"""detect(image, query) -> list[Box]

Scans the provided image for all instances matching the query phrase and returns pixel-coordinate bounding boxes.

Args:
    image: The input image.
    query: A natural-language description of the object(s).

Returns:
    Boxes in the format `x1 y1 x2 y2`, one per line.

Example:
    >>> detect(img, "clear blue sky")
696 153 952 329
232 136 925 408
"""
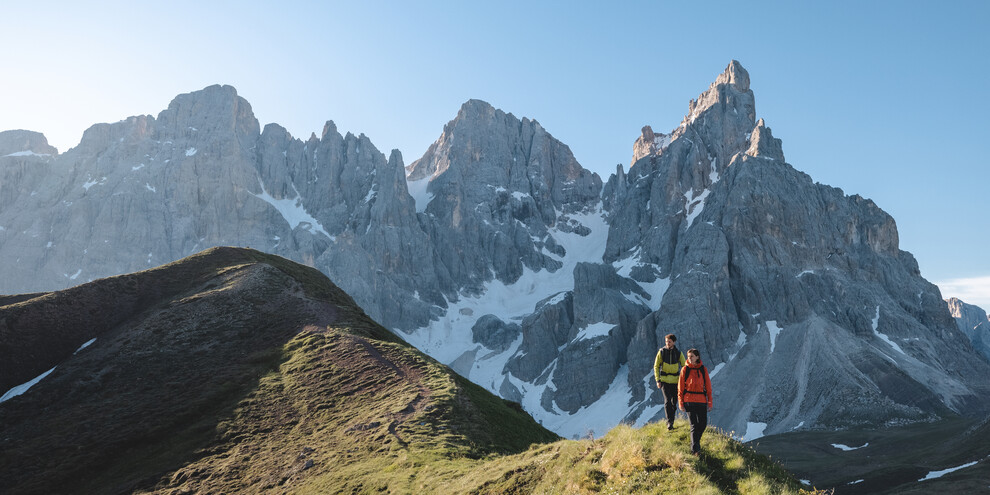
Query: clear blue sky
2 1 988 307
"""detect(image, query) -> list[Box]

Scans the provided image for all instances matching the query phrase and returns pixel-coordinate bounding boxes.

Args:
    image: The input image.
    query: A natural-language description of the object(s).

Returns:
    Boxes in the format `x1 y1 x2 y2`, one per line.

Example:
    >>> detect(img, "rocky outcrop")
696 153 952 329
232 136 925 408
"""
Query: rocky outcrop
0 130 58 156
746 118 784 161
472 314 521 353
631 125 670 165
947 297 990 362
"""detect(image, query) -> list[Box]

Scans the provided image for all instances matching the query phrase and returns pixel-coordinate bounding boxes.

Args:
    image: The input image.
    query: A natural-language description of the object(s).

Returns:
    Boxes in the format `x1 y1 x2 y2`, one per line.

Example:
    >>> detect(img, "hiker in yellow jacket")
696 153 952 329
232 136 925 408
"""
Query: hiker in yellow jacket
653 333 686 431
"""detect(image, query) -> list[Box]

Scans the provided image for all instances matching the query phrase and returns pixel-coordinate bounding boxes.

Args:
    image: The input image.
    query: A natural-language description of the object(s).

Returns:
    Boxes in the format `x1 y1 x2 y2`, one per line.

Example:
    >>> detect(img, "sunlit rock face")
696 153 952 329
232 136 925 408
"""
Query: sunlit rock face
947 297 990 361
2 62 989 440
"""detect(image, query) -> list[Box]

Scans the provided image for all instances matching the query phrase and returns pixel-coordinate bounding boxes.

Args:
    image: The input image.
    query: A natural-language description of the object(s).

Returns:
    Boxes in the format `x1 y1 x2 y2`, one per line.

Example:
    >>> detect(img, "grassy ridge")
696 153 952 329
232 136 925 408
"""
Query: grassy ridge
445 422 823 495
143 324 822 494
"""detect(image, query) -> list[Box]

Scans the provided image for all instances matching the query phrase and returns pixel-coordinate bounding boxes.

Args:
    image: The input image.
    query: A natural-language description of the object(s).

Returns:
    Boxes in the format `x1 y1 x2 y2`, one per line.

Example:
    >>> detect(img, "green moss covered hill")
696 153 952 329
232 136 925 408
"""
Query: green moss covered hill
0 247 822 494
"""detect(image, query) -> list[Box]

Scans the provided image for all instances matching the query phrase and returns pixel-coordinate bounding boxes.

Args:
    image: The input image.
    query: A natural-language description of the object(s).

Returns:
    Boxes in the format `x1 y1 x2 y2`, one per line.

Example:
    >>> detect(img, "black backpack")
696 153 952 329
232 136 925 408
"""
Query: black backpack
659 347 681 377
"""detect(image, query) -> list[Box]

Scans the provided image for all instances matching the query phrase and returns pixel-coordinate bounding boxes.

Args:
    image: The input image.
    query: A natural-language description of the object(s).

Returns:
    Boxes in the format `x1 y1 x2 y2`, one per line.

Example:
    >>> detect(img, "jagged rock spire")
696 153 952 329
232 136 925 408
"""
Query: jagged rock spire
746 118 785 161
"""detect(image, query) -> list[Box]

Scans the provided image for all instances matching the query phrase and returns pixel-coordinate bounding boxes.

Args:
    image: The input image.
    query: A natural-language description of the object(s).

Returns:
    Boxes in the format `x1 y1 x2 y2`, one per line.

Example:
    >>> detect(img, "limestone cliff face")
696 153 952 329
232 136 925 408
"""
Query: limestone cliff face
947 297 990 362
0 86 436 332
406 99 602 294
2 63 988 439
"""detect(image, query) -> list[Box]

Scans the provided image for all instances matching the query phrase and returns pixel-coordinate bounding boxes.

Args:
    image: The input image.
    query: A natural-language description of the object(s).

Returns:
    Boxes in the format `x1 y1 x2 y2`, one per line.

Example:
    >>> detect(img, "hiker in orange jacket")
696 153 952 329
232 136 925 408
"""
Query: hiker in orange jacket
678 348 713 455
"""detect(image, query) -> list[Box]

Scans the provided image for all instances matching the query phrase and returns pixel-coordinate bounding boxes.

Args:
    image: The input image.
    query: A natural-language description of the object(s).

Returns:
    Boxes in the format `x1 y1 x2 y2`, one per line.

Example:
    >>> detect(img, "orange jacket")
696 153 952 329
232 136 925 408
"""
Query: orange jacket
678 361 713 408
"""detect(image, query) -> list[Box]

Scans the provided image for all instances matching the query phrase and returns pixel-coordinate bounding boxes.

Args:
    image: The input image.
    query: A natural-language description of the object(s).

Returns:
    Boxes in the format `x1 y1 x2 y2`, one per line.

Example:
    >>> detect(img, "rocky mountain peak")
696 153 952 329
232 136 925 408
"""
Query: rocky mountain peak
456 98 500 121
406 98 600 211
406 98 512 180
156 84 260 146
681 60 756 134
714 59 750 92
322 120 338 139
0 130 58 156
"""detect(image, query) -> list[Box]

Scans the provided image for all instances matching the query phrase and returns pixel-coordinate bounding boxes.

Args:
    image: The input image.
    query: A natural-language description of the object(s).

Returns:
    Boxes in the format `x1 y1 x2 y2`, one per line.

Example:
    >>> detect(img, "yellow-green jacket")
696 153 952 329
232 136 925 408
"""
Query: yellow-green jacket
654 347 686 385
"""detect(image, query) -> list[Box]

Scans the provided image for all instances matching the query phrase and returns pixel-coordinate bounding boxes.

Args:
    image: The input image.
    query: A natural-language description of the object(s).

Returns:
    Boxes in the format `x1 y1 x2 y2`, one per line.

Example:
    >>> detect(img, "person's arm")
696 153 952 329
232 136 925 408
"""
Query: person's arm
704 367 713 410
677 367 686 411
654 350 662 388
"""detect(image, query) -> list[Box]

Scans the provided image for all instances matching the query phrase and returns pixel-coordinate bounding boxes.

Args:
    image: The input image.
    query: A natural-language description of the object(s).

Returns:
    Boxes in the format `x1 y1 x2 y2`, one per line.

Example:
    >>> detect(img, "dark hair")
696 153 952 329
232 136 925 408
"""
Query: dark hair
686 348 700 358
665 334 677 342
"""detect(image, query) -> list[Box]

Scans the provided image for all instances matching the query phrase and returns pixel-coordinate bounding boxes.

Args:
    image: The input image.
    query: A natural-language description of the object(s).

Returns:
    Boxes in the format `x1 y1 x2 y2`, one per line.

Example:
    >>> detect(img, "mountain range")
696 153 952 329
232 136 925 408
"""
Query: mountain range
2 61 989 443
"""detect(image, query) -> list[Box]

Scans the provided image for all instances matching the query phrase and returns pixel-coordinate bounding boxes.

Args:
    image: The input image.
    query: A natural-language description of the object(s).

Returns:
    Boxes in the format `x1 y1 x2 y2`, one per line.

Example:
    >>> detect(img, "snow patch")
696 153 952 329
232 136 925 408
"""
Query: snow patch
872 306 907 356
709 362 725 378
4 150 52 157
654 133 672 151
0 367 57 403
571 323 616 343
684 188 711 228
683 161 721 228
832 442 869 451
66 269 82 280
919 461 980 481
611 248 671 311
406 177 433 213
543 292 569 307
252 178 332 239
145 183 156 193
767 321 782 353
132 163 145 171
742 422 767 441
526 364 639 439
82 177 107 190
730 330 747 360
612 249 641 278
74 338 97 354
797 270 814 277
185 147 197 156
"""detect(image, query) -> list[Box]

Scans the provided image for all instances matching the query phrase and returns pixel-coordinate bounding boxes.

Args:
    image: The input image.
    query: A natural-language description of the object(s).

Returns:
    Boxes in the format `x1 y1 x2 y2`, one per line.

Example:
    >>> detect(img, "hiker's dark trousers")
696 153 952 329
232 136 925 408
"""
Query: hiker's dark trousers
660 382 678 426
684 402 708 453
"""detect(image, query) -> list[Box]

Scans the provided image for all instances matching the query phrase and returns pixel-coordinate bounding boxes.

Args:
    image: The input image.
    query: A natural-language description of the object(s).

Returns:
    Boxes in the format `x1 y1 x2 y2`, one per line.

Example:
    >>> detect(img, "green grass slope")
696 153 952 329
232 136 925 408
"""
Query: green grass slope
1 247 821 494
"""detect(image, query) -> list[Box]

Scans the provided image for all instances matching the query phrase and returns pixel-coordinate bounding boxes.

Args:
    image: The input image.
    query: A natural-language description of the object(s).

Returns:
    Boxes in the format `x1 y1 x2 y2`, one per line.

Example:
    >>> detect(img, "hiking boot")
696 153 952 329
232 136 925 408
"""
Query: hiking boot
667 424 674 431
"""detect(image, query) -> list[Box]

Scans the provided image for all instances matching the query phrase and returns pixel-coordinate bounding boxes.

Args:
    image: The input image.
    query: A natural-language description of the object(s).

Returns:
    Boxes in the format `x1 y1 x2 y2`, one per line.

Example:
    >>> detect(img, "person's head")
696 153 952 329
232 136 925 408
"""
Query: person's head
686 348 700 364
664 334 676 349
